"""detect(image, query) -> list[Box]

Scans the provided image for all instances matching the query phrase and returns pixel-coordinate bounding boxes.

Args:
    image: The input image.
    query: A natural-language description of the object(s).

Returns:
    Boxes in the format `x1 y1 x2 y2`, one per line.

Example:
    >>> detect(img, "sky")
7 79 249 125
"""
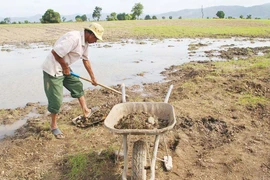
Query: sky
0 0 269 17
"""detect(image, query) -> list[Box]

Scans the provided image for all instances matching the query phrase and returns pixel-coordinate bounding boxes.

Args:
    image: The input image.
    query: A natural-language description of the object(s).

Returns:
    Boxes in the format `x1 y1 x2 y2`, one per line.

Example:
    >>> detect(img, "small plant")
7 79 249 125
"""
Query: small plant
238 94 268 107
67 153 88 180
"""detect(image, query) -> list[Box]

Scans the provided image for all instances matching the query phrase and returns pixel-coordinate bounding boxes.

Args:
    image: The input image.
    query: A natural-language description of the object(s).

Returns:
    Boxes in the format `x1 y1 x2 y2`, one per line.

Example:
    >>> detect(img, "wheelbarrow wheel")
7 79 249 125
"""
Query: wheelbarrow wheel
132 140 147 180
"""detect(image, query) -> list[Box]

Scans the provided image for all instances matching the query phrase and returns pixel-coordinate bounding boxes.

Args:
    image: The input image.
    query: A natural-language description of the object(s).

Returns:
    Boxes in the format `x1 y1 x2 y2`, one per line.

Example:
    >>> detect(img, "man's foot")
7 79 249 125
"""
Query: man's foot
51 128 65 139
85 106 100 119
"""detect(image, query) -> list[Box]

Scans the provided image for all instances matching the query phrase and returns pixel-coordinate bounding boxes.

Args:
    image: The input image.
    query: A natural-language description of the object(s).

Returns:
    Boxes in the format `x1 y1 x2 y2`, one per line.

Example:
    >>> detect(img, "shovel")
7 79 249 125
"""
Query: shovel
71 72 128 97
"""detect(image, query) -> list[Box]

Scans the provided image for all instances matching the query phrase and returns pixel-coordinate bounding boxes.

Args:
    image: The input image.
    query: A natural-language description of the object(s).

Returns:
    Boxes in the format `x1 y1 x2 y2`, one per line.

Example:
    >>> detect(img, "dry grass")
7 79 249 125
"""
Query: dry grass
1 19 270 45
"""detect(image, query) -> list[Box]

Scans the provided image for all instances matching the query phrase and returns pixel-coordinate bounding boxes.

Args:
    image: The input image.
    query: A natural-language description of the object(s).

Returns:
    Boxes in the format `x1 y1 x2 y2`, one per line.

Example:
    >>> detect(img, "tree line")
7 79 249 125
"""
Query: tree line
41 3 144 23
0 3 266 24
215 11 254 19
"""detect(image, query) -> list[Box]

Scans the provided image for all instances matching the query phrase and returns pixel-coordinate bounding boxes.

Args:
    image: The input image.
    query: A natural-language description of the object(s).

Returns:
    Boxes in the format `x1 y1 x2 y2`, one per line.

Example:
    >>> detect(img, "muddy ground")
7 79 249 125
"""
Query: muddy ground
0 32 270 179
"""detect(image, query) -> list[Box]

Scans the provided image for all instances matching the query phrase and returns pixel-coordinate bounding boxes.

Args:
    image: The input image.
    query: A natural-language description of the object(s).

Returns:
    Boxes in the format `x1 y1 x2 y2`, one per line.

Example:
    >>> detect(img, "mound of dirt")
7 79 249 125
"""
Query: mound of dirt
114 112 169 129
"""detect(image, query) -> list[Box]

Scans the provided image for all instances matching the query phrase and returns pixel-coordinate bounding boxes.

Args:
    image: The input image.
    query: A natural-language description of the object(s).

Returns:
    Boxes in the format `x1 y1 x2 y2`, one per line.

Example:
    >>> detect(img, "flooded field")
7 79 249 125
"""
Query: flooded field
0 37 269 109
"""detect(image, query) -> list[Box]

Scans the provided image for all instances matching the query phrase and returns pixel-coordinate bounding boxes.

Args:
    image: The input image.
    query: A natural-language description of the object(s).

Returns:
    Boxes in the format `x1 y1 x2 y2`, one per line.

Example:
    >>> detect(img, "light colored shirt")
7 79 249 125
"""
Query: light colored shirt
42 31 88 77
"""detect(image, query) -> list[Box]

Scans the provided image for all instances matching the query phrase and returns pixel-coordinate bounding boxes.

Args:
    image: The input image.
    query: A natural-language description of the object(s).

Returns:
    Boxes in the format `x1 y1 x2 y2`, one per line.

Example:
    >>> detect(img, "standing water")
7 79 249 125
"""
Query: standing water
0 38 269 109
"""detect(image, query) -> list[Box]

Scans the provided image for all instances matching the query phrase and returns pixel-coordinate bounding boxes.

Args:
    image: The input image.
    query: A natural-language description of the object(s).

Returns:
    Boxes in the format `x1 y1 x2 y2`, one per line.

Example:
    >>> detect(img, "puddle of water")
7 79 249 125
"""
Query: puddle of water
0 38 270 109
0 112 40 139
0 119 27 139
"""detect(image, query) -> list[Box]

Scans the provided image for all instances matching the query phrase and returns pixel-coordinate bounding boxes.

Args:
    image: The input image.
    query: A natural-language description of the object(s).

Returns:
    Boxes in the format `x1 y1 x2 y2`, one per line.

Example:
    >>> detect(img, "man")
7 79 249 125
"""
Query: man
42 22 104 139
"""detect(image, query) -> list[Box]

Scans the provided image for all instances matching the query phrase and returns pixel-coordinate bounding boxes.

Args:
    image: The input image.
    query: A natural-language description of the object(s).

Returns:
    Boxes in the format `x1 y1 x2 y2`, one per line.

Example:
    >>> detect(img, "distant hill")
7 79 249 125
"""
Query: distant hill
157 3 270 19
1 3 269 23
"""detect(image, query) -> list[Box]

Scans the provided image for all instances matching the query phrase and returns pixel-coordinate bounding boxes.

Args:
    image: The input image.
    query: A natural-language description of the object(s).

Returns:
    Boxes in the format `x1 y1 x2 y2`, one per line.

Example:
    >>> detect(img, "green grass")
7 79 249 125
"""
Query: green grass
214 55 270 74
67 153 88 180
214 55 270 107
251 59 270 69
177 52 270 110
238 94 269 107
182 82 197 91
65 147 118 180
133 26 193 38
133 26 270 38
130 19 270 38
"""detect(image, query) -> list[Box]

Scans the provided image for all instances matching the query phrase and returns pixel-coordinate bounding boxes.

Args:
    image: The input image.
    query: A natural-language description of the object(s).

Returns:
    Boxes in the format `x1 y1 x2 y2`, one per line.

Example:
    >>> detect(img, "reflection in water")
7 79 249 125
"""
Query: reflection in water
0 119 27 139
0 38 269 109
0 112 40 139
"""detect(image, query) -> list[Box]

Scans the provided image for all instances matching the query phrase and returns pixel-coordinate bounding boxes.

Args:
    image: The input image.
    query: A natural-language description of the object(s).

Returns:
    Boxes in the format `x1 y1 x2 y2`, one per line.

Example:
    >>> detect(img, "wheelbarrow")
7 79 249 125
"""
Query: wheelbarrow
104 85 176 180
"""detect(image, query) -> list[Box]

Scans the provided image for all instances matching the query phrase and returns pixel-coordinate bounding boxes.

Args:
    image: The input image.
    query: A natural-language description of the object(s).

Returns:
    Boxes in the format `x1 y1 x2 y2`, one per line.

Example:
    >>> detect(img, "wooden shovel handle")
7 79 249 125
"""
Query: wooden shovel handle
80 76 124 96
71 72 128 97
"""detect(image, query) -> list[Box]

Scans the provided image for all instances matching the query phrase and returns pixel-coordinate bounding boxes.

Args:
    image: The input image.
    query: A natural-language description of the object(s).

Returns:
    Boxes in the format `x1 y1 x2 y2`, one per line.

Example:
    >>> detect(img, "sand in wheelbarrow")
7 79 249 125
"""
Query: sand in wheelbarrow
114 112 169 129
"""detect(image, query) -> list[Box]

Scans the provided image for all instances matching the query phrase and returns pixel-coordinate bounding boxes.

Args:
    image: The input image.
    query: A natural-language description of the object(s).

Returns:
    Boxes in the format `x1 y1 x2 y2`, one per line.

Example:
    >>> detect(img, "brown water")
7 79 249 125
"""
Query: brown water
0 38 269 109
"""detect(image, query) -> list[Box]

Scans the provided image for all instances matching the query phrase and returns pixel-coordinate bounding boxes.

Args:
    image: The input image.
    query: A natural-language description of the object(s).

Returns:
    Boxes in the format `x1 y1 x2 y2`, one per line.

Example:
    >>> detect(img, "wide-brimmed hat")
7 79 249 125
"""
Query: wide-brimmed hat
84 23 104 41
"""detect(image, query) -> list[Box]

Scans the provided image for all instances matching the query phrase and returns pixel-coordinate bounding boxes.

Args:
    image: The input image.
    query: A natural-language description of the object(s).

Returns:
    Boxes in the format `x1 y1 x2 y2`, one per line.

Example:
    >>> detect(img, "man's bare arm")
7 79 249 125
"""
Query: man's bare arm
83 59 97 86
51 49 70 75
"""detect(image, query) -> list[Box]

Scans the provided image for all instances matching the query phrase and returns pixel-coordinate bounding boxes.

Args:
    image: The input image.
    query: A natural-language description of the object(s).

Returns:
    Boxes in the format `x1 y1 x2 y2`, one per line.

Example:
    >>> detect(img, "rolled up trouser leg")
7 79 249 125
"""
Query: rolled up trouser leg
63 73 84 98
43 71 64 114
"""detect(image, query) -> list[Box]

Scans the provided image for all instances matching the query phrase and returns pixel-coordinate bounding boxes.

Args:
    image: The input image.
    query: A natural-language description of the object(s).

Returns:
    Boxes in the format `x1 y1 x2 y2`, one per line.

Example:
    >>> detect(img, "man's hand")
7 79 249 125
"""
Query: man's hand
91 78 98 86
62 67 70 76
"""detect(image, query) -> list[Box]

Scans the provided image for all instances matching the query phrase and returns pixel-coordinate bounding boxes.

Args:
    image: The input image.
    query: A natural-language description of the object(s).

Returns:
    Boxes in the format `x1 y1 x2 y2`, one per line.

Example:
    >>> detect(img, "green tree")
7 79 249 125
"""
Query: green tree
92 6 102 21
106 16 113 21
130 14 136 20
81 14 87 21
62 17 66 22
239 15 244 19
4 17 11 24
169 16 172 19
216 11 225 18
117 13 126 20
75 15 82 22
152 16 157 19
106 12 117 21
144 15 151 20
40 9 61 23
246 14 252 19
125 14 132 20
74 15 87 22
162 16 165 19
131 3 143 20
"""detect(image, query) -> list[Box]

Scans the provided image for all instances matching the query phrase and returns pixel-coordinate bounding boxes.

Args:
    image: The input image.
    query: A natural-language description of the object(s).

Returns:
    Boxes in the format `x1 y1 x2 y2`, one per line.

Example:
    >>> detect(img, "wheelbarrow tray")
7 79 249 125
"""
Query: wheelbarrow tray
104 102 176 135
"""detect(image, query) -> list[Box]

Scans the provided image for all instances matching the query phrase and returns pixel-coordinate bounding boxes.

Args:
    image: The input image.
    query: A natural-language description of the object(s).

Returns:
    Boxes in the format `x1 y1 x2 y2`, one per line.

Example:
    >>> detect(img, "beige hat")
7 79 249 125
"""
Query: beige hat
85 23 104 41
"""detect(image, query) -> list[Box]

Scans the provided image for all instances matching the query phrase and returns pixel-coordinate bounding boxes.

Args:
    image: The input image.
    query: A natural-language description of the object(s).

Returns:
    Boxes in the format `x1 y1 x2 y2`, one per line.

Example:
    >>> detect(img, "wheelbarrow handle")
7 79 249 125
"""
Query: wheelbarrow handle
70 72 128 97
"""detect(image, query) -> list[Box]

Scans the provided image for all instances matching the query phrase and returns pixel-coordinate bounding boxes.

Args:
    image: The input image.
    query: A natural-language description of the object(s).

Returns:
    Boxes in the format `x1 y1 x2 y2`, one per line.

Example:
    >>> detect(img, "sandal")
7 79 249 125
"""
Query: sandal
51 128 65 139
86 106 100 119
71 106 100 125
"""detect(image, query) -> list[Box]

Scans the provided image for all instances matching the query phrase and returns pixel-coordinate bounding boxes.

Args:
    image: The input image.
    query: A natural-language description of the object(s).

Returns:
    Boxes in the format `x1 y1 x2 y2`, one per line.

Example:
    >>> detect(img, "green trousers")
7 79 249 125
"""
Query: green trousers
43 71 84 114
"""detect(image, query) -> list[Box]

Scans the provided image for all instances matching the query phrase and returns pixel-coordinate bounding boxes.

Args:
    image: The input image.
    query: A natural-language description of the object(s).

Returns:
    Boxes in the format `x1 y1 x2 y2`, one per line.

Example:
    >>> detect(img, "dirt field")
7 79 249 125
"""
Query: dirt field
1 19 270 45
0 21 269 180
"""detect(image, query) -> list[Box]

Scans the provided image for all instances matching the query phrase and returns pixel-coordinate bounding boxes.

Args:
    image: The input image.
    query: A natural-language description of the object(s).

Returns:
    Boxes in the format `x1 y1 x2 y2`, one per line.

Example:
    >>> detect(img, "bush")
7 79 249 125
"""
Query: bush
40 9 61 23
